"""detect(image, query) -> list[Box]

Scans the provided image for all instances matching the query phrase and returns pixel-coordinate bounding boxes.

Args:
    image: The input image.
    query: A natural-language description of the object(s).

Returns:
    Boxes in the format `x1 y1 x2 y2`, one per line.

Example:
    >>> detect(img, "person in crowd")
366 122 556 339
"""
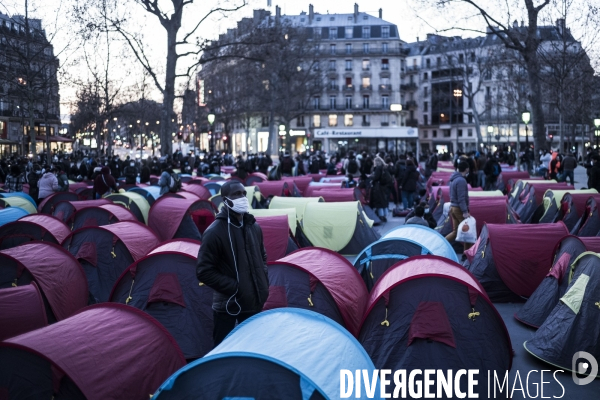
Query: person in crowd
158 164 179 195
196 181 269 347
539 150 552 178
343 174 357 188
588 154 600 192
483 156 501 190
549 150 562 181
123 160 138 184
369 156 390 222
5 164 24 193
37 166 60 204
326 155 337 176
445 161 472 253
56 166 70 192
561 152 576 186
400 159 419 211
405 201 437 229
92 166 118 199
294 153 306 176
280 152 295 177
234 156 248 180
139 160 151 184
425 149 438 179
343 151 361 176
404 205 429 227
27 164 42 202
476 152 487 189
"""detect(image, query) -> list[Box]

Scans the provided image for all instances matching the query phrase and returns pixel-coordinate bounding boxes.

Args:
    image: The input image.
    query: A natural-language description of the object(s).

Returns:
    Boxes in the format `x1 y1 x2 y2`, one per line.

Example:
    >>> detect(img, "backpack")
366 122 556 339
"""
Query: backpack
493 164 500 177
380 167 392 186
347 159 359 174
169 172 181 193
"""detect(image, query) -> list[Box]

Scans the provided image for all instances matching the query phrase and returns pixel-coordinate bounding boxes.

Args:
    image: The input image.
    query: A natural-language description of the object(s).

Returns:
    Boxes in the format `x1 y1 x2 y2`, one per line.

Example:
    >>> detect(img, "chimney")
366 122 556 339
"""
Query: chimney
556 18 565 35
309 4 314 24
275 5 281 21
354 3 359 23
379 8 382 19
513 20 518 29
521 20 524 27
416 36 419 42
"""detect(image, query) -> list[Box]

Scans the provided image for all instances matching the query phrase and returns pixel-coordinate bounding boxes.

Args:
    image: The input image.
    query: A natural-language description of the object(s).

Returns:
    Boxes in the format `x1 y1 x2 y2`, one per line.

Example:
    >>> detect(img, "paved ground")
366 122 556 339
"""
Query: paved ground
358 178 599 398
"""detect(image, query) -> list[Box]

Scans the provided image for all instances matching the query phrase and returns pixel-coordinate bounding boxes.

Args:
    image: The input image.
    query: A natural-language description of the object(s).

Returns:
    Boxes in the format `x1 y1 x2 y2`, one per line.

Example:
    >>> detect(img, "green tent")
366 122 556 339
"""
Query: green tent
106 192 150 224
269 196 323 222
302 201 379 255
0 197 37 214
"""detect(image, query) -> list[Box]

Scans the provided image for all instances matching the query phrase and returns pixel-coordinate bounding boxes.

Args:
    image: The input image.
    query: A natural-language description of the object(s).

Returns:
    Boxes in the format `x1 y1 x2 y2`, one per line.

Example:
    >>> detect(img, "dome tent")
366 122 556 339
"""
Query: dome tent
152 309 379 400
0 192 36 209
106 192 150 224
110 240 213 359
572 196 600 236
558 193 600 232
353 237 432 291
0 206 28 226
465 223 568 302
382 224 459 263
263 247 367 336
254 214 298 261
524 252 600 375
37 191 80 214
254 180 301 198
302 201 379 255
0 304 186 400
0 195 37 214
532 189 597 224
128 186 163 206
52 199 111 223
63 221 160 303
515 236 600 328
0 214 70 250
0 242 88 323
148 196 208 242
359 256 512 398
70 203 137 230
0 283 47 341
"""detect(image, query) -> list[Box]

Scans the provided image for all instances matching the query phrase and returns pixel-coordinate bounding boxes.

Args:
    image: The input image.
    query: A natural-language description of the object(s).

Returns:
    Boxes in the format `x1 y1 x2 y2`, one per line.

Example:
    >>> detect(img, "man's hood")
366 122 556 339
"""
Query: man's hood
448 171 464 183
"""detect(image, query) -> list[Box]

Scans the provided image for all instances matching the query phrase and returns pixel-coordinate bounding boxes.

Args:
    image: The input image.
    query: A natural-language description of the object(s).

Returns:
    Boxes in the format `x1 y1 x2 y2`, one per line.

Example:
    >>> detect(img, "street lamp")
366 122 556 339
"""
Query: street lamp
522 110 531 150
207 114 215 152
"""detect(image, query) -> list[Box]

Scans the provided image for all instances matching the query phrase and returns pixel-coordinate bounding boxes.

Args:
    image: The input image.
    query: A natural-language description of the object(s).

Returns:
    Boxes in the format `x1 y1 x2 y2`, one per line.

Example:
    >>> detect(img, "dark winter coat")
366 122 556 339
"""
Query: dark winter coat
401 165 419 193
369 165 388 209
589 164 600 192
448 172 469 214
196 210 269 314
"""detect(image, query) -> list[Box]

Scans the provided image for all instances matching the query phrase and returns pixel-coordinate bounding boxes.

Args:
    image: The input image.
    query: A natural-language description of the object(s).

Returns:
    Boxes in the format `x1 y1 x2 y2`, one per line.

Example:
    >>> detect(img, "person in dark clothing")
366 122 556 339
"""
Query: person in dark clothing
234 157 248 180
308 156 320 174
483 157 501 191
405 205 429 227
196 181 269 347
369 157 389 222
445 161 472 251
326 156 337 175
280 152 295 176
588 154 600 192
425 150 438 178
400 160 419 210
123 161 138 184
92 166 118 199
561 152 576 186
139 160 151 184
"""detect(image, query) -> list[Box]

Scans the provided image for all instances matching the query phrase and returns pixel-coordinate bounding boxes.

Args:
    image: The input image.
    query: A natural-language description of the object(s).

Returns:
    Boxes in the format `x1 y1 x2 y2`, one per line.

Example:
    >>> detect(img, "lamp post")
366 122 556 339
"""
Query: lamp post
207 113 215 153
594 116 600 149
522 110 531 150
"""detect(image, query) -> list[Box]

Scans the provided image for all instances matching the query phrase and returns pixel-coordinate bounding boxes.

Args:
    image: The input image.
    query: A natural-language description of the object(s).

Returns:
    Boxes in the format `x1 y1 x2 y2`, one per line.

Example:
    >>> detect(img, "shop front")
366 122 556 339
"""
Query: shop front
312 127 419 157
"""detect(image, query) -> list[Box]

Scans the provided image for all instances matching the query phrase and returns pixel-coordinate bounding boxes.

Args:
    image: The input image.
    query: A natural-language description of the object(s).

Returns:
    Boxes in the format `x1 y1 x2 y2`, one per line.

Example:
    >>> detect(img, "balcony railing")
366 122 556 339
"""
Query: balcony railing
327 84 339 91
405 100 418 108
319 47 401 57
378 84 392 91
342 85 355 92
406 118 419 127
360 84 372 91
400 83 418 91
405 66 419 73
362 122 371 127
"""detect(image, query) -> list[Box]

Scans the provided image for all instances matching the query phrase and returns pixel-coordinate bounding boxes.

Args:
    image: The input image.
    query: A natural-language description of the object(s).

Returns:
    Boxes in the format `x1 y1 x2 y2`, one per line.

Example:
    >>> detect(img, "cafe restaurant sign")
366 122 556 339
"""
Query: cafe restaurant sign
314 127 417 139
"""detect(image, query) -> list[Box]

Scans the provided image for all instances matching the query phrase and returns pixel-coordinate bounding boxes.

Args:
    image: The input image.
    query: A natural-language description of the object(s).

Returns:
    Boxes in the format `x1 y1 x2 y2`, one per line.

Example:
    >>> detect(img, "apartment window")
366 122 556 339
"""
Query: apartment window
423 87 428 97
362 77 371 88
423 115 428 125
329 28 337 39
362 26 370 38
345 77 353 87
261 116 269 127
346 44 352 54
329 114 338 126
423 72 428 80
468 129 473 137
297 115 305 127
363 95 370 108
382 43 388 54
313 97 320 109
363 43 369 54
423 130 428 138
381 114 389 125
362 114 370 125
468 113 474 123
344 114 353 126
313 115 321 127
329 96 337 109
423 101 428 112
381 59 389 70
458 54 464 64
436 57 441 66
382 96 389 109
345 27 353 39
345 60 352 71
330 44 336 55
345 96 353 109
314 28 321 37
426 58 430 68
432 130 437 138
329 79 336 89
471 52 476 62
329 60 336 70
382 26 390 38
362 59 370 70
443 130 451 138
458 129 463 137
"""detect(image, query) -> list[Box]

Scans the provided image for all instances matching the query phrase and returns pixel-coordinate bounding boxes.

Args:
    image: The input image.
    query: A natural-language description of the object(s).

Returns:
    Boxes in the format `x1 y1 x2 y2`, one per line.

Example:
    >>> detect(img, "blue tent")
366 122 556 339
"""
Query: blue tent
354 237 432 290
0 207 29 226
382 225 458 262
128 186 162 206
0 192 36 208
153 308 380 399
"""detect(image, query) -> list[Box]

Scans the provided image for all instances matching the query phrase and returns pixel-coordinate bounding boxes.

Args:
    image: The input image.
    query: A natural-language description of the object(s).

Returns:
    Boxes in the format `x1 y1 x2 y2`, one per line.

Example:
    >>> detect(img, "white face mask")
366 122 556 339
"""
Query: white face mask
225 196 249 214
130 162 135 167
425 208 430 213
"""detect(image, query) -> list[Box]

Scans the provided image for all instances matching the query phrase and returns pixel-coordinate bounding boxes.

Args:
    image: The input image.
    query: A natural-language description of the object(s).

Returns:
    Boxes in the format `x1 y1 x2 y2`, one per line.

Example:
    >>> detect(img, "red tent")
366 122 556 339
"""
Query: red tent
37 191 80 214
52 199 111 222
426 172 453 191
148 197 206 242
469 197 518 234
254 215 297 261
282 176 313 195
0 283 47 341
182 183 211 200
499 171 530 192
0 242 88 321
254 181 300 197
71 204 137 229
264 247 367 336
467 222 568 301
0 214 70 249
0 304 185 400
149 239 201 256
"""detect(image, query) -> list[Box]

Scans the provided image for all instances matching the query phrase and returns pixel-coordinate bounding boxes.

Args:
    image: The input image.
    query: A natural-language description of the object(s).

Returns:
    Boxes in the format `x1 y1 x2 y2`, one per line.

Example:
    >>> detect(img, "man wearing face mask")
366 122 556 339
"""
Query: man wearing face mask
446 161 472 251
196 181 269 347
